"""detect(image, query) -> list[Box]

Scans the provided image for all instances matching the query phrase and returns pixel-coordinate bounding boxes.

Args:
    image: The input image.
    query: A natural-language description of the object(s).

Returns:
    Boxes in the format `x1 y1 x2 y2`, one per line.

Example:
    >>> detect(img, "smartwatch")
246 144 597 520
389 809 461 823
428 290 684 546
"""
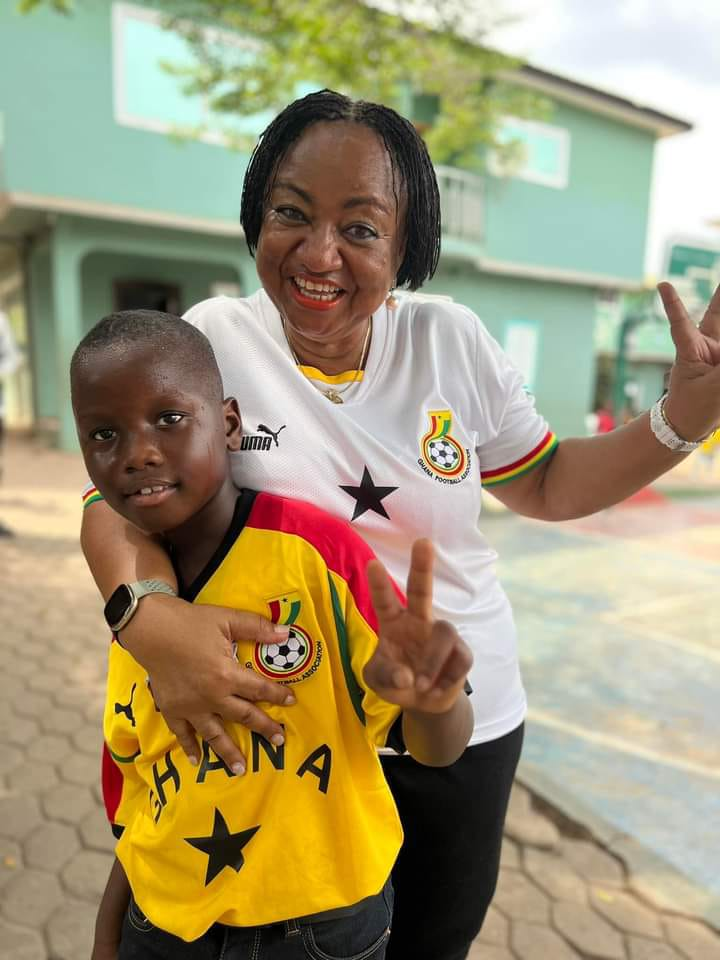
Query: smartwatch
104 580 177 632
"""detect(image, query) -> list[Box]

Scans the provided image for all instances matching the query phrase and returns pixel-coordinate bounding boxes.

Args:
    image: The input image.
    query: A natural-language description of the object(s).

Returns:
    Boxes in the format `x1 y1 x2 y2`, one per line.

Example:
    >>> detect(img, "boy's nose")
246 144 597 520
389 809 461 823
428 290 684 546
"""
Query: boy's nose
122 434 164 471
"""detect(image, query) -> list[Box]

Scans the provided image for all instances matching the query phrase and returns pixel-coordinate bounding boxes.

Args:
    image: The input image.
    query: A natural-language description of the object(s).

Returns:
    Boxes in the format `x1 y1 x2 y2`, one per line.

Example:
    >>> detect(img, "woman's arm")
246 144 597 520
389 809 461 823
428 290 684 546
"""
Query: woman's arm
91 858 130 960
491 413 682 521
81 501 294 771
400 667 474 767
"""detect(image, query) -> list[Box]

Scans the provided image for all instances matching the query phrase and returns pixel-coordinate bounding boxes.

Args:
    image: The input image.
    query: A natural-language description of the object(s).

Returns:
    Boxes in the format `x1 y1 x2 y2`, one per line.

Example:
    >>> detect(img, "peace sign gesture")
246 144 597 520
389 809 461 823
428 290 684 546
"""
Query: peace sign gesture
364 539 473 714
659 282 720 441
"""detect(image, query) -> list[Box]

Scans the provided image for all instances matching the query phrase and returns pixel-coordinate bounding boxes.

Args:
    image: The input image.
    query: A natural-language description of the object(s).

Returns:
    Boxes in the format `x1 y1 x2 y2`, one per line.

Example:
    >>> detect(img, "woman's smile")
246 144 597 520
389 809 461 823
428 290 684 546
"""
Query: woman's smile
289 274 346 311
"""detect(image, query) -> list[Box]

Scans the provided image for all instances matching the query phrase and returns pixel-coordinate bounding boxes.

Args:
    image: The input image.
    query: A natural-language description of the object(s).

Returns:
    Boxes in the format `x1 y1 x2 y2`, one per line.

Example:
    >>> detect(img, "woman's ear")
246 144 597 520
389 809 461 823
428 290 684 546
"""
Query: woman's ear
224 397 243 451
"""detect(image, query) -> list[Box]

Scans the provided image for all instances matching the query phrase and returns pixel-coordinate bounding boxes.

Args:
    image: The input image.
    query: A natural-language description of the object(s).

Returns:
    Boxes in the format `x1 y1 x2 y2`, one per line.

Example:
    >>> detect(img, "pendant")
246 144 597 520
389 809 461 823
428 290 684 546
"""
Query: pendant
324 389 344 404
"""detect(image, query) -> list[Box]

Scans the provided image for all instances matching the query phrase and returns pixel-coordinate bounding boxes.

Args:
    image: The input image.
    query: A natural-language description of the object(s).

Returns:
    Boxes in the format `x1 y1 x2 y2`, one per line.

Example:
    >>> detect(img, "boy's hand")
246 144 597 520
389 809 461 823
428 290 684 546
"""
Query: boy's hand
364 539 472 714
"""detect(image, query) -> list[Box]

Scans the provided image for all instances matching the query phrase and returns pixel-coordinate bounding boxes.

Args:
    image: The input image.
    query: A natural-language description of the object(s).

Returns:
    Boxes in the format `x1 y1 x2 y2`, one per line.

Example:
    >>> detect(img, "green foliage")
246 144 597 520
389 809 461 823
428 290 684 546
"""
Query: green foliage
21 0 548 167
158 0 548 167
18 0 73 11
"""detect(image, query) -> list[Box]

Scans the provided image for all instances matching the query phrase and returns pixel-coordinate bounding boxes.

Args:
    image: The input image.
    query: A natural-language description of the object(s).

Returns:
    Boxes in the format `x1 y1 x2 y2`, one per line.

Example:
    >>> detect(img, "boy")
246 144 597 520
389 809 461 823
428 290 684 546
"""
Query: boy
71 310 473 959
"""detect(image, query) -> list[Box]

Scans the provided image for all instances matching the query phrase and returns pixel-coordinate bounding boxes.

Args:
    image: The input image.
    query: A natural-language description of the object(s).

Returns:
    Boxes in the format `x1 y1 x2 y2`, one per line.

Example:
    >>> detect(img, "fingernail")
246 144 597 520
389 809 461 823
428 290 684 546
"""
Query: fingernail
416 676 431 693
273 625 290 635
231 762 246 776
271 733 285 746
284 693 296 705
188 755 199 767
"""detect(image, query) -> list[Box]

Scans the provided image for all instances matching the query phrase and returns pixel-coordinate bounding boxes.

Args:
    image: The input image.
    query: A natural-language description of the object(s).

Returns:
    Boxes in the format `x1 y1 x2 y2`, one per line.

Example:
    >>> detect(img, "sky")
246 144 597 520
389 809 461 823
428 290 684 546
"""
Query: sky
486 0 720 278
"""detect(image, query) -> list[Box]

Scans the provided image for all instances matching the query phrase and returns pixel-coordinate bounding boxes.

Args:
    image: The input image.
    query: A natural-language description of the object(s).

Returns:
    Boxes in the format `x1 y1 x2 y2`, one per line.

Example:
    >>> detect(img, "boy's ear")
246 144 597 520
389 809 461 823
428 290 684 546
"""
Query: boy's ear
223 397 242 451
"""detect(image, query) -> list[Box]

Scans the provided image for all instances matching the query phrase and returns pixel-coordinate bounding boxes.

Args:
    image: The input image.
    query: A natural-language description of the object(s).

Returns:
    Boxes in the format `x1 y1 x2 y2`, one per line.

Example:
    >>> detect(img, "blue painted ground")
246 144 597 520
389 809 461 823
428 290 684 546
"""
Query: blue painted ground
482 496 720 898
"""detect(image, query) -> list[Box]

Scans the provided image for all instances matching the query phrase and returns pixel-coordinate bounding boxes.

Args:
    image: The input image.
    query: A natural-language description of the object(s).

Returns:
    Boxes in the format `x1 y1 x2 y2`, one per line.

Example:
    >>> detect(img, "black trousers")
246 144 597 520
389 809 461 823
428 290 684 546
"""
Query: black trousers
381 723 524 960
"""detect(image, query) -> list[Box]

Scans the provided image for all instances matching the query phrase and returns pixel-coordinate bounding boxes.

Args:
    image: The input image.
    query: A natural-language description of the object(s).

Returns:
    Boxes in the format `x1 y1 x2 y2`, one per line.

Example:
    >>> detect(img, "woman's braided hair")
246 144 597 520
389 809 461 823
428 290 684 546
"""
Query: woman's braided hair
240 89 441 291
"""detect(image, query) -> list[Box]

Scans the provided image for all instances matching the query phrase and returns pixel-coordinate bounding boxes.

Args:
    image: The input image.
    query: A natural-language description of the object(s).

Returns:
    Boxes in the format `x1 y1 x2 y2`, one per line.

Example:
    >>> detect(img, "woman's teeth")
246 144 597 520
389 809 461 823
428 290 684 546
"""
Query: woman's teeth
294 278 341 301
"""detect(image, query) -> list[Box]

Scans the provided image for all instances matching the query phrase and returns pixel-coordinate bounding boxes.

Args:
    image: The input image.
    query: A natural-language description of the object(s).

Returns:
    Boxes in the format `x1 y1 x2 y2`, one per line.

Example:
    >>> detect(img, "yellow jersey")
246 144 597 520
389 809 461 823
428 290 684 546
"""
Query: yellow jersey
102 490 402 941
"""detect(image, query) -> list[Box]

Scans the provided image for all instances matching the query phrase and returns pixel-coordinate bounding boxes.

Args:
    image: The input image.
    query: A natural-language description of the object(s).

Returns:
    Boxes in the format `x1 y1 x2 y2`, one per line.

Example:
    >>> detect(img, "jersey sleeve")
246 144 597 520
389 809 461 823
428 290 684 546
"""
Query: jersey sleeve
470 312 558 487
82 481 104 509
102 641 145 835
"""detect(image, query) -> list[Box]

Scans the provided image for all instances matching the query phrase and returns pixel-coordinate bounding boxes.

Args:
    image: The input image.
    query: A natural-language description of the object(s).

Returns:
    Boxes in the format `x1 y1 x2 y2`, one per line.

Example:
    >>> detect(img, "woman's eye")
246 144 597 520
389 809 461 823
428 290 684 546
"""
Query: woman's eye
346 223 378 241
91 428 116 442
273 206 306 223
159 413 184 426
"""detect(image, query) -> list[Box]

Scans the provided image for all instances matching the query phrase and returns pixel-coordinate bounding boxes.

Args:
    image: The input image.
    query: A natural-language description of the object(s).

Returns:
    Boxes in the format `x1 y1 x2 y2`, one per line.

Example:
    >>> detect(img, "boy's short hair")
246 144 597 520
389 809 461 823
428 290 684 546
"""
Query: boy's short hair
70 310 224 402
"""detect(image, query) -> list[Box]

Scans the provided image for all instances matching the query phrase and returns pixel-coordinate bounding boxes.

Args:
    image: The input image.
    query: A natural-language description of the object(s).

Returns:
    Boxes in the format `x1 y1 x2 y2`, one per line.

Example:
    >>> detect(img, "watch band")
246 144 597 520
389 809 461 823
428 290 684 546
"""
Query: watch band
132 579 177 603
104 579 177 633
649 395 704 453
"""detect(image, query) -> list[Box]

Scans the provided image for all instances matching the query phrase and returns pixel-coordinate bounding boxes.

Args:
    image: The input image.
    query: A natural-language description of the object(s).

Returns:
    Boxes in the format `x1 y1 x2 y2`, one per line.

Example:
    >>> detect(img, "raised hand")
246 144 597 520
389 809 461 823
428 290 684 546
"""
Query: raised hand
364 539 473 714
658 282 720 441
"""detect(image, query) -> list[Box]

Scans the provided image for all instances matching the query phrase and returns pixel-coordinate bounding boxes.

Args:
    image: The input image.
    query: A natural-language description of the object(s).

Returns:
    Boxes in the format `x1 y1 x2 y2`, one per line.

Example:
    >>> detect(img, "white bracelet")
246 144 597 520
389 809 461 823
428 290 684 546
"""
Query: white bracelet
649 395 704 453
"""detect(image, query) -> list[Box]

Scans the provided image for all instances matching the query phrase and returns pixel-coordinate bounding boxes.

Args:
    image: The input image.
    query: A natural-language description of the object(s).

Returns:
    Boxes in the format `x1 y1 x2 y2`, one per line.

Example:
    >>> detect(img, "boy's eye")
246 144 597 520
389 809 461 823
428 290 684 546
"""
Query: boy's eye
90 428 116 442
158 413 184 426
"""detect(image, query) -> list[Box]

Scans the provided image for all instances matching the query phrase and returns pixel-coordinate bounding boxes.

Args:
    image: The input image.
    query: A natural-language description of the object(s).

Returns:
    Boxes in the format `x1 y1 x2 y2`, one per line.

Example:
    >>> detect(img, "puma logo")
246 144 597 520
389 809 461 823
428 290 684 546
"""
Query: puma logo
257 424 286 447
114 683 137 727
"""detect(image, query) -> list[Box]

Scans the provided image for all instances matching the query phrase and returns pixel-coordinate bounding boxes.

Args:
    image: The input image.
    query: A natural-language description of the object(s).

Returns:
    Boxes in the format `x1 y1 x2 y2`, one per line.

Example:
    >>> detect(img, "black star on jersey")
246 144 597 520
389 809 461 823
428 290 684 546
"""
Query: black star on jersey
340 466 398 521
185 808 260 886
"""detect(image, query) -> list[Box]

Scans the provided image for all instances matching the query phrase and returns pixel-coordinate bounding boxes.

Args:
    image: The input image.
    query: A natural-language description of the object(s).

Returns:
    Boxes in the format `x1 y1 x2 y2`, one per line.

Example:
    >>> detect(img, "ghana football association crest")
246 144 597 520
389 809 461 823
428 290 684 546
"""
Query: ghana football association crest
418 409 471 484
250 591 322 683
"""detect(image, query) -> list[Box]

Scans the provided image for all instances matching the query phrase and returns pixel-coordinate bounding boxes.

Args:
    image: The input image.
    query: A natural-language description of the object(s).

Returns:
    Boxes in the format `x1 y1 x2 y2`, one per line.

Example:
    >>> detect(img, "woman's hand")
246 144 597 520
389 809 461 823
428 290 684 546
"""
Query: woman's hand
363 539 472 715
121 596 295 773
659 281 720 441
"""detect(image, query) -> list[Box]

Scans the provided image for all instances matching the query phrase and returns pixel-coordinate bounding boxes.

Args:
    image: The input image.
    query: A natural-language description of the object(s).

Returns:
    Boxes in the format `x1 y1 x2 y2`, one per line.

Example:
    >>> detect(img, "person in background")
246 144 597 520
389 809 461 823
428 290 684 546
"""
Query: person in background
0 308 21 537
79 90 720 960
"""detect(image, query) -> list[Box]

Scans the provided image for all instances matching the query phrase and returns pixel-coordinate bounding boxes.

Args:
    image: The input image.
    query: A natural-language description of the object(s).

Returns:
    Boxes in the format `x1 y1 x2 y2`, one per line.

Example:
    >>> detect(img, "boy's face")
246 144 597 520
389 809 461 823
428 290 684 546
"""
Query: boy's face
73 343 241 536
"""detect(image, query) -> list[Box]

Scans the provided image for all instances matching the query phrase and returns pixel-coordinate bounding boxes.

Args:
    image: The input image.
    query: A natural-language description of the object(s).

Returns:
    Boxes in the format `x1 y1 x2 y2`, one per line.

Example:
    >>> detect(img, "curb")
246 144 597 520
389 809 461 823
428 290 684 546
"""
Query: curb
517 759 720 932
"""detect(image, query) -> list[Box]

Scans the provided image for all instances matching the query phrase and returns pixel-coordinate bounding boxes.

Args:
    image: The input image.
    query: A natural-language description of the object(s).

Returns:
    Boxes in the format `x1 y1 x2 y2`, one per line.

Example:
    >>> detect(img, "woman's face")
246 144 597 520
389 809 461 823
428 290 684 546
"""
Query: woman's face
256 121 405 344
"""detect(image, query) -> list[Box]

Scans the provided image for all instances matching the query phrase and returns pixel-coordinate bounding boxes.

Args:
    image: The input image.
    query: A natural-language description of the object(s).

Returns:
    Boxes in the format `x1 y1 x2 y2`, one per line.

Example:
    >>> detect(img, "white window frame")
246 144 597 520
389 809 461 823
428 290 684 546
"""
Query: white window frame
111 1 259 146
489 117 571 190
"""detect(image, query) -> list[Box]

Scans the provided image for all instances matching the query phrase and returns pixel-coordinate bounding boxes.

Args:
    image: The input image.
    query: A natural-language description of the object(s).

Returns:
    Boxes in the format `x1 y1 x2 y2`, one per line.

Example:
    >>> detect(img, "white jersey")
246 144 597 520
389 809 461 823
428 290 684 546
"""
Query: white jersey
186 289 557 746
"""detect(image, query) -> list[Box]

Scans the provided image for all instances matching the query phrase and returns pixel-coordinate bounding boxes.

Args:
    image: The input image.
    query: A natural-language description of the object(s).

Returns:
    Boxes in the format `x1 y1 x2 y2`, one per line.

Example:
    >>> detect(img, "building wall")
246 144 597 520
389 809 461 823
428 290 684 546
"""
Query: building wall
0 2 248 225
485 101 656 282
426 266 597 438
25 214 256 447
27 243 56 423
80 252 241 333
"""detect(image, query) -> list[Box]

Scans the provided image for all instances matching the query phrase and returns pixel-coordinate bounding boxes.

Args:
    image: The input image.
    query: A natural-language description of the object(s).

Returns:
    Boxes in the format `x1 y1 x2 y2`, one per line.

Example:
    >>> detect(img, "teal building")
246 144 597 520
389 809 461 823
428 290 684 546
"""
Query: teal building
0 2 690 448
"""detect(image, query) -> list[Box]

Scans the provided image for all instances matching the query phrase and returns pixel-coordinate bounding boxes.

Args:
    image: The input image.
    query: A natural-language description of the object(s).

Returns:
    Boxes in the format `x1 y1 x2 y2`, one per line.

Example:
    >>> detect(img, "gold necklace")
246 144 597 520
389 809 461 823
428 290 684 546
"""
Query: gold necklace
283 318 372 404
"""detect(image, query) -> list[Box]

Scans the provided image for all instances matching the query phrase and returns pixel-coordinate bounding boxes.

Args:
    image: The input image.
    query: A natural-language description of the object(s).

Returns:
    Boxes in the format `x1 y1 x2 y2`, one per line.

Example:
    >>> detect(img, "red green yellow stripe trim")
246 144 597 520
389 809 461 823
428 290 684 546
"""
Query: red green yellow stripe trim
482 431 558 487
82 485 105 509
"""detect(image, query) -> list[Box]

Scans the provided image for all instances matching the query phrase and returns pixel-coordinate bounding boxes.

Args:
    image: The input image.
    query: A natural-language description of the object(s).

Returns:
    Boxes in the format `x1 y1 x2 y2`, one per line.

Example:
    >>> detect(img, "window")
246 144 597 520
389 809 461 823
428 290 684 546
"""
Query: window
111 2 274 146
504 319 539 392
489 117 570 190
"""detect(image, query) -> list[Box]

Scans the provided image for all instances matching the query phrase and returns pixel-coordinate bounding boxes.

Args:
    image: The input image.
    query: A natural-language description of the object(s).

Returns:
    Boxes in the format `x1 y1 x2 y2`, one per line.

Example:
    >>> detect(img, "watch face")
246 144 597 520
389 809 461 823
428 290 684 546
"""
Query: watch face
105 584 134 629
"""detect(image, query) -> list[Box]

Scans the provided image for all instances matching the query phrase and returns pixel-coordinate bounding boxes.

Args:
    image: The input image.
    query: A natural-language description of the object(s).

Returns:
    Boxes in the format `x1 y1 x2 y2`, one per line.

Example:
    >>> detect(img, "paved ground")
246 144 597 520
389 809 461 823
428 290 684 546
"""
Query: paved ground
2 435 720 959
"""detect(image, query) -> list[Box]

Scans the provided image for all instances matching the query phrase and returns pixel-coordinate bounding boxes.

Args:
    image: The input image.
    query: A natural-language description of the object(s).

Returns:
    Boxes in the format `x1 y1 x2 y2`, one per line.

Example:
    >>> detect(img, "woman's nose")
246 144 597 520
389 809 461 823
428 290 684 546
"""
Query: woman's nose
298 226 343 273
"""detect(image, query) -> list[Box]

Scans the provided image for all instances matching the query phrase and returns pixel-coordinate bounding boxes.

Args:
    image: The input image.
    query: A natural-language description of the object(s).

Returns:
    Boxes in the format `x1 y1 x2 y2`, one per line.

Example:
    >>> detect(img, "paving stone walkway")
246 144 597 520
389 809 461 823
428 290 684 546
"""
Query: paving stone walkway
2 436 720 959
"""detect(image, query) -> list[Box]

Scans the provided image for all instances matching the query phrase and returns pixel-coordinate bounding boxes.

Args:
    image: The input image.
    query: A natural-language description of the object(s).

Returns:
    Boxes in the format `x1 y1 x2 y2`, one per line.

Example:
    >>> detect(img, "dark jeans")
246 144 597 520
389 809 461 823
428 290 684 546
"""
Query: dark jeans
118 883 393 960
381 723 524 960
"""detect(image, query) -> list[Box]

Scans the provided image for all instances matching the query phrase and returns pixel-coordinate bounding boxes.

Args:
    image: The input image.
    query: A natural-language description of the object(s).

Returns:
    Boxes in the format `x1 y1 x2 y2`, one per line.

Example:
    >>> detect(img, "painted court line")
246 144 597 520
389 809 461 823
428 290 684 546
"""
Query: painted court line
527 708 720 781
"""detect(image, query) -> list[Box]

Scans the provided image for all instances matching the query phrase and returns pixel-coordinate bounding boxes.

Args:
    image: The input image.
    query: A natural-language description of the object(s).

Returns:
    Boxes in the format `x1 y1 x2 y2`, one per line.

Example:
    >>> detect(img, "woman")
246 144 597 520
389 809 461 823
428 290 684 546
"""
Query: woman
82 90 720 960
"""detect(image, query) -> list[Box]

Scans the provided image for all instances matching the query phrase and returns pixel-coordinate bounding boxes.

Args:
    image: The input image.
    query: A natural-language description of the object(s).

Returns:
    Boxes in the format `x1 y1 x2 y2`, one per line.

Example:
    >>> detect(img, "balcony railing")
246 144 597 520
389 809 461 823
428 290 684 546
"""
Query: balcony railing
435 165 484 244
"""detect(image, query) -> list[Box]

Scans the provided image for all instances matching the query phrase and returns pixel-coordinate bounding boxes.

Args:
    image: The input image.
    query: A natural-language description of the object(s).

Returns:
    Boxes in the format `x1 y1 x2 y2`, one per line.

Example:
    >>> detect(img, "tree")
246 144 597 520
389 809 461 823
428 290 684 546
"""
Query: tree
20 0 546 167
